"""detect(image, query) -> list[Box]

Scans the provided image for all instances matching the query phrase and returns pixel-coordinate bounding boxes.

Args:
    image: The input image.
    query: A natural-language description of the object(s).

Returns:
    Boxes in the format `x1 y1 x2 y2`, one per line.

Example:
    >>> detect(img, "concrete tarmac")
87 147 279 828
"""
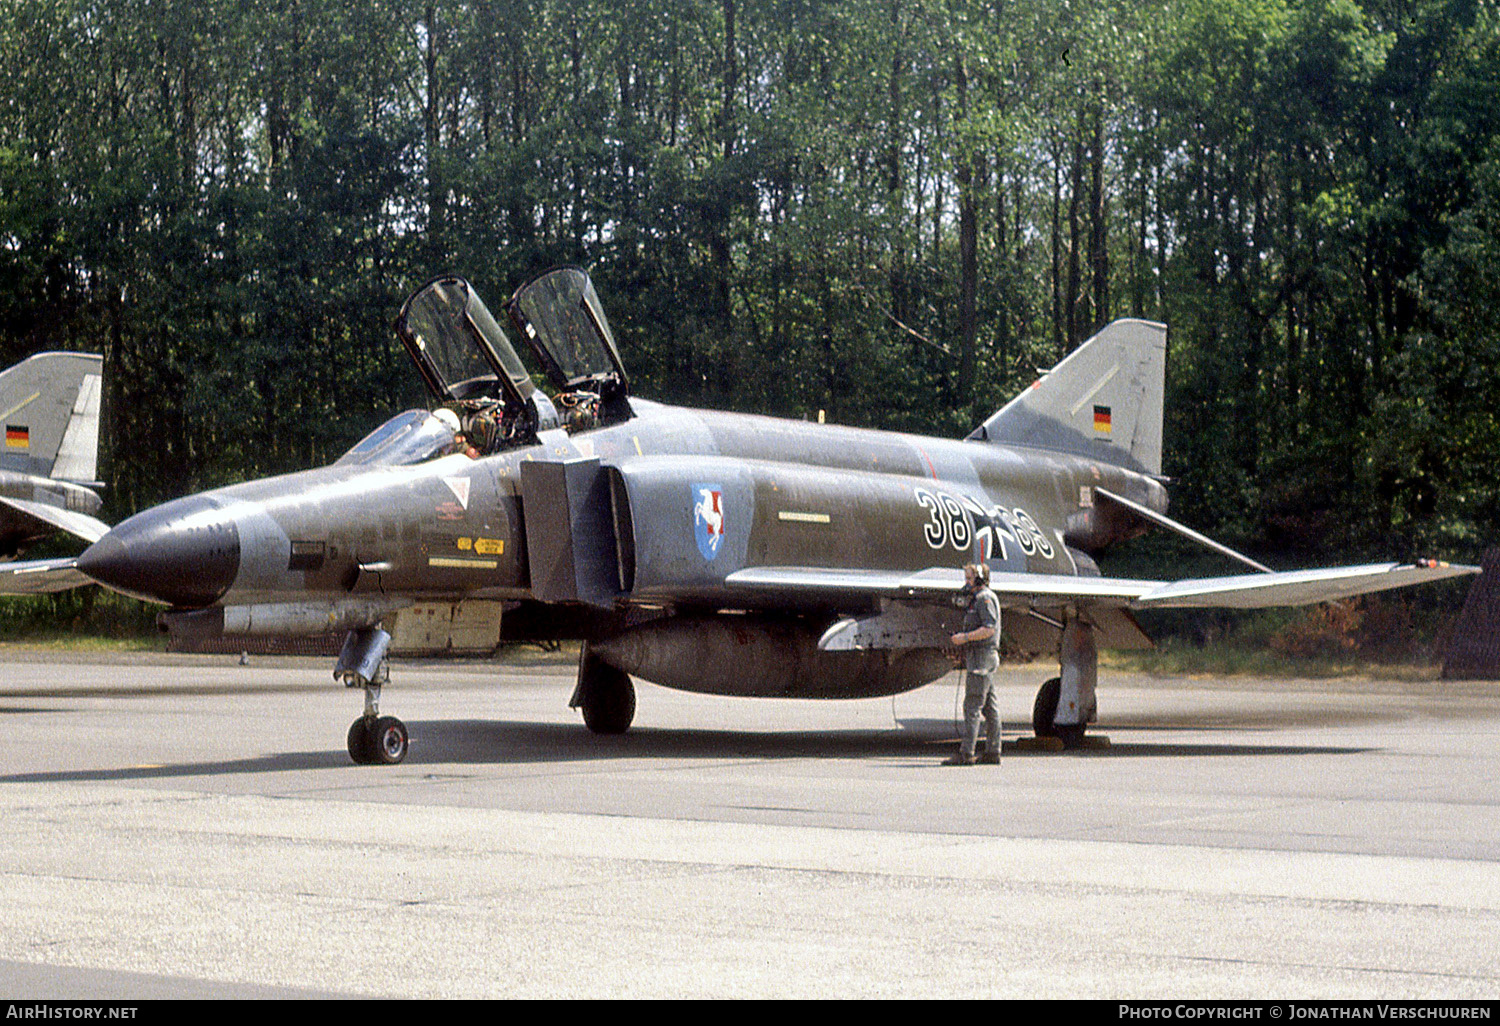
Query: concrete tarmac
1 651 1498 999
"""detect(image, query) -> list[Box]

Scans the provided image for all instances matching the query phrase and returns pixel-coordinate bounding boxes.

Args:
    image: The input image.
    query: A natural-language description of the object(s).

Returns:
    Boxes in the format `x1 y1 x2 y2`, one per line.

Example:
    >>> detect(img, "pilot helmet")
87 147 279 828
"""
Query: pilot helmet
432 408 461 433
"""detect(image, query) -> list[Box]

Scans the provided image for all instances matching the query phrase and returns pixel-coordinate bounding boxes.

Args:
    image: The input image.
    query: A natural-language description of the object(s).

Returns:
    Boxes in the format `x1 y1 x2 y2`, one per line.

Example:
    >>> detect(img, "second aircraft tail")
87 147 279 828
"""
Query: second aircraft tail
0 352 104 483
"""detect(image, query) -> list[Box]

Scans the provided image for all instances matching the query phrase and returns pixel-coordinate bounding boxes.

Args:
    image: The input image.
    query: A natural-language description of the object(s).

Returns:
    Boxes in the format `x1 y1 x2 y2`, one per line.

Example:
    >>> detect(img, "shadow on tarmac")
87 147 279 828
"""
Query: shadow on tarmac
0 715 1371 783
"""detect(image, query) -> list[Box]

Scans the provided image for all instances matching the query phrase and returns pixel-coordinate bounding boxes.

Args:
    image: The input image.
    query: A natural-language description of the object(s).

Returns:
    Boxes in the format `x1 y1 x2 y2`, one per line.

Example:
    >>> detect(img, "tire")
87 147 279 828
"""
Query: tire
370 716 409 764
581 661 635 735
1032 677 1062 738
1032 677 1086 748
347 718 375 764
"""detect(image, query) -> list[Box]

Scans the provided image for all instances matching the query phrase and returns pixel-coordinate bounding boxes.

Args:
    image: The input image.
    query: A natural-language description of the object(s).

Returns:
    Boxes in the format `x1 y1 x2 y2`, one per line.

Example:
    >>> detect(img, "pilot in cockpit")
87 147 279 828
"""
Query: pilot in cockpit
555 389 601 433
460 399 504 453
432 407 477 458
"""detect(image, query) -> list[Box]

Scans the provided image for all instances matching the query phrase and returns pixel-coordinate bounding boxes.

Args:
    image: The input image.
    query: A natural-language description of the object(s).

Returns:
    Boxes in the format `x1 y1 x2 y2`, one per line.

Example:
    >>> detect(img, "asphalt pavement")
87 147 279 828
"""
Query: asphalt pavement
2 651 1497 999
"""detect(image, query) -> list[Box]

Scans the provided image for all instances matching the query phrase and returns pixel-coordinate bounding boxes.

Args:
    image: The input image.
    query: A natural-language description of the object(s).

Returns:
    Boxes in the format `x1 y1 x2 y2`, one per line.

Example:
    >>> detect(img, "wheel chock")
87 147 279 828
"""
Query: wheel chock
1013 734 1112 753
1015 736 1066 753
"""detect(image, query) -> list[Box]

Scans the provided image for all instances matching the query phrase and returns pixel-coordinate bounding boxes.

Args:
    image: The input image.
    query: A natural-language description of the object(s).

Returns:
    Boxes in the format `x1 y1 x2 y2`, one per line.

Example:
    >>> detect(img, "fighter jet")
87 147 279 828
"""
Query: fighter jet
41 268 1474 763
0 351 106 592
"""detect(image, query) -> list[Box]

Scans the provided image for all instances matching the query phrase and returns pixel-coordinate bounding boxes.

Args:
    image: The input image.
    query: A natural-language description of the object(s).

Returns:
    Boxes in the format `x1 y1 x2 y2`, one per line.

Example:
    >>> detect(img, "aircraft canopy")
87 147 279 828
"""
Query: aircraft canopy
334 409 457 466
506 267 628 394
395 277 536 404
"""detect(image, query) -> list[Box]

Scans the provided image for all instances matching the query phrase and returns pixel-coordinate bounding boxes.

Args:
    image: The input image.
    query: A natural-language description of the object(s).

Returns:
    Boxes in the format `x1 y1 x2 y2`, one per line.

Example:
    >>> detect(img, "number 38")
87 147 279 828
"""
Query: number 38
914 487 972 552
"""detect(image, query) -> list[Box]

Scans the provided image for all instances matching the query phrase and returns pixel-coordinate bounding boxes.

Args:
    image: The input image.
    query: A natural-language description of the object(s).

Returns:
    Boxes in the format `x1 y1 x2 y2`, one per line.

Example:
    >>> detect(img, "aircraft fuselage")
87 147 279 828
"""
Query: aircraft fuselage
77 398 1165 617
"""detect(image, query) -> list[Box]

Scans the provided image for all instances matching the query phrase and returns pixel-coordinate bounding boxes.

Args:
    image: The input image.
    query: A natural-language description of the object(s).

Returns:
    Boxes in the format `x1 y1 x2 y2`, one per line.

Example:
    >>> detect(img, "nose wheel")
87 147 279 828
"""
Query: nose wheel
348 715 409 765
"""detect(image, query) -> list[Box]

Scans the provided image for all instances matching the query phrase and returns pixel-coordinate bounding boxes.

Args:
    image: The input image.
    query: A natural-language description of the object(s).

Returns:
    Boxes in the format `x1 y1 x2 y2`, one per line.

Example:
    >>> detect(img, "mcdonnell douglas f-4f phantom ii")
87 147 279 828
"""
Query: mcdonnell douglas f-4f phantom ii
36 268 1475 763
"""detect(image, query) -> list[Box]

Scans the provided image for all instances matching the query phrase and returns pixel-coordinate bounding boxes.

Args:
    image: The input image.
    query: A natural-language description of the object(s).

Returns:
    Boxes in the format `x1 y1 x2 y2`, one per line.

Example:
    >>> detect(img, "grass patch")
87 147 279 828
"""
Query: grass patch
1100 643 1442 681
1112 595 1458 680
0 589 163 650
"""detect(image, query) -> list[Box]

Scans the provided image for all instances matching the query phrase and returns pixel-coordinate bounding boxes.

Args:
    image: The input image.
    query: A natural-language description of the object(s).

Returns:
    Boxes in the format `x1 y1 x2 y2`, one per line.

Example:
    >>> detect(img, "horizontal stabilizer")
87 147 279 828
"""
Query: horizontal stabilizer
0 496 110 544
1094 486 1271 574
0 556 92 594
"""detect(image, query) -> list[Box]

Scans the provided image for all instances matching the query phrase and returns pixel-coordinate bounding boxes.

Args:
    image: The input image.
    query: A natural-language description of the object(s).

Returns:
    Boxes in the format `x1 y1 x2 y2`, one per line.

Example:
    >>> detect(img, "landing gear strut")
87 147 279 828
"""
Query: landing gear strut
337 626 408 765
570 642 635 734
1030 618 1099 750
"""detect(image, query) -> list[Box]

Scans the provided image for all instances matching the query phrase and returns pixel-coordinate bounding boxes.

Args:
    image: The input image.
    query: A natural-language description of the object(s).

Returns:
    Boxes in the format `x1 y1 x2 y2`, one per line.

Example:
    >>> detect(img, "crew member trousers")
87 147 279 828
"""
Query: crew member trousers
961 670 1001 758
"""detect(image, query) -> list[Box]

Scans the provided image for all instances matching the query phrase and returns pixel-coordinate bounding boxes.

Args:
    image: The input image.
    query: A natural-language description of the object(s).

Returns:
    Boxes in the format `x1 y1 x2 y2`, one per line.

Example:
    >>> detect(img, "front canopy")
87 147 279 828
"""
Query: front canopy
395 276 536 405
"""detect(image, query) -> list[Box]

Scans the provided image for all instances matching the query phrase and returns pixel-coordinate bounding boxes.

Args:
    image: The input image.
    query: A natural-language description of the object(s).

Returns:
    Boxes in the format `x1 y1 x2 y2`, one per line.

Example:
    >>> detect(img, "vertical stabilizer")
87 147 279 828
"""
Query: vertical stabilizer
967 319 1166 476
0 352 104 482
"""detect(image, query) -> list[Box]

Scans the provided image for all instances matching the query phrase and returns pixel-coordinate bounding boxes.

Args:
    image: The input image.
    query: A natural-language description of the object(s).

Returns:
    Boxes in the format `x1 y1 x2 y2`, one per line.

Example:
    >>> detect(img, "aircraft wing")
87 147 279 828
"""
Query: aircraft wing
0 496 110 544
0 556 93 594
725 565 1156 604
725 561 1478 611
1129 561 1479 609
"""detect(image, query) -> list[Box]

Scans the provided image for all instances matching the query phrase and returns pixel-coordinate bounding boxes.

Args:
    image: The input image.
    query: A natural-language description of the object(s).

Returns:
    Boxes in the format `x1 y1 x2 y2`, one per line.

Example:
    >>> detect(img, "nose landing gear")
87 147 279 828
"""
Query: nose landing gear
337 626 409 765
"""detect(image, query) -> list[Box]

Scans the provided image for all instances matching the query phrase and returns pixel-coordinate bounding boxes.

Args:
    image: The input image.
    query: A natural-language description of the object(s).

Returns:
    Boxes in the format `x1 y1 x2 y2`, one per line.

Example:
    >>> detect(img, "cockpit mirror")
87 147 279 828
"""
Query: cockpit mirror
505 267 629 397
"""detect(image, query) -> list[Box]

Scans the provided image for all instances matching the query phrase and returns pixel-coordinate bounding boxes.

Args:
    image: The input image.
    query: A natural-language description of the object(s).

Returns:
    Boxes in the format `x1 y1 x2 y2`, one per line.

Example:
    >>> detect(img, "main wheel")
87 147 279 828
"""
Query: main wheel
1032 677 1085 747
1032 677 1061 737
347 718 375 764
369 716 409 764
579 659 635 735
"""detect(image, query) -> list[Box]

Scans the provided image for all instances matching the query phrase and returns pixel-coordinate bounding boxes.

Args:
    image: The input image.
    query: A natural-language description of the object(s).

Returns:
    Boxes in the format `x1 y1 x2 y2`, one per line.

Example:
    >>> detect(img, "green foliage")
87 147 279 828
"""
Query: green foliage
0 588 159 643
0 0 1494 569
1115 591 1463 677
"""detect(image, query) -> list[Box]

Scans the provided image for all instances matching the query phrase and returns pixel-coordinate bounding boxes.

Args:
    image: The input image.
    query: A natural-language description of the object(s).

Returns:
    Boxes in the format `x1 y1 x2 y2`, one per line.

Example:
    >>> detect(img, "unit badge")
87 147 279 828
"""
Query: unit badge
692 483 725 561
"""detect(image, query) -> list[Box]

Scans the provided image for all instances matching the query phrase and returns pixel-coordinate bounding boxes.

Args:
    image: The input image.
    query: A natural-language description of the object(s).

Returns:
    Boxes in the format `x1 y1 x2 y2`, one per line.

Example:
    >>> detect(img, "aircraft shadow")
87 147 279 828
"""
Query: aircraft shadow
892 717 1371 758
0 751 349 784
0 717 1371 783
408 719 945 764
389 717 1376 763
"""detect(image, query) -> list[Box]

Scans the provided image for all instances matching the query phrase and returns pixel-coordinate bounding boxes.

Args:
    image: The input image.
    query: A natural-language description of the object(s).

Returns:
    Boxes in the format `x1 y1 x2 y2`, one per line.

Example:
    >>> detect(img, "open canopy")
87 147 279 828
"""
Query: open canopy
506 267 628 394
394 269 631 444
394 276 536 405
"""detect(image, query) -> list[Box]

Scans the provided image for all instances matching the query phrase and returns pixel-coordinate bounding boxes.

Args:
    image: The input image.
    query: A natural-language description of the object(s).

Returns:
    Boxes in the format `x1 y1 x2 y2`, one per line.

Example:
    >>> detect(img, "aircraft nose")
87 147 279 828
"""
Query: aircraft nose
77 496 240 607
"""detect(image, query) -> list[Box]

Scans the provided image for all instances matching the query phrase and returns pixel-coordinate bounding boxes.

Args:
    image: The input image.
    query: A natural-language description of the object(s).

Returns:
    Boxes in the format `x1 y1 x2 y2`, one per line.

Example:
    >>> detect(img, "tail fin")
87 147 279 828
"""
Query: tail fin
967 319 1166 476
0 352 104 483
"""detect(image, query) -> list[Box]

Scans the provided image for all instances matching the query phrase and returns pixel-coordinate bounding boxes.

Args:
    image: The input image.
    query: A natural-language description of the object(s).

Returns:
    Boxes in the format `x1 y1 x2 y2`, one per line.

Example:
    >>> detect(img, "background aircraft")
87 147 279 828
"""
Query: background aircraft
18 269 1473 764
0 352 106 592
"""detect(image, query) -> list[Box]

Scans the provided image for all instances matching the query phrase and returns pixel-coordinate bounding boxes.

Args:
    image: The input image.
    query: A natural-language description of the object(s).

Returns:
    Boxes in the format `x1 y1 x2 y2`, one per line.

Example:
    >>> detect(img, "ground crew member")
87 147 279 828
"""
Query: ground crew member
944 563 1002 765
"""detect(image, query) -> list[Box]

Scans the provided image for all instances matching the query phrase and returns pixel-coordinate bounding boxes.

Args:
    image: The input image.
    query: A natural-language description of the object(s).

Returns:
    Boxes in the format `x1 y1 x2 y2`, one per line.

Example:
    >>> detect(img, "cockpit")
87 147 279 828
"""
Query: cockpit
389 267 631 460
505 266 632 429
334 409 458 467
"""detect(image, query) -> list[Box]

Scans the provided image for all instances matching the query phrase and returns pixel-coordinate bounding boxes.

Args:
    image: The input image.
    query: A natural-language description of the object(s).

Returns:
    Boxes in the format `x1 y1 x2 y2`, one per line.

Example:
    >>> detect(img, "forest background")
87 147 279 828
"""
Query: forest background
1 0 1498 654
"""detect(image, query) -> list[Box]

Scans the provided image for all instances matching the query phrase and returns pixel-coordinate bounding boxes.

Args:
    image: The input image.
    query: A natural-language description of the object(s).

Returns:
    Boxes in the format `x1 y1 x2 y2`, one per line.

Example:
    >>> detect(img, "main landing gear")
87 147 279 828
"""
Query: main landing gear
337 626 409 765
1026 618 1103 751
1031 677 1084 748
570 643 635 735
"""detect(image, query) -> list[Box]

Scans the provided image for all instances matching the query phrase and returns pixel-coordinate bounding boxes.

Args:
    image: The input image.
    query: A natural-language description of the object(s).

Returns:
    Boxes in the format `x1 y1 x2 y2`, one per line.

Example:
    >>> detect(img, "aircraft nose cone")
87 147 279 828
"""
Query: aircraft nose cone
78 496 240 607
